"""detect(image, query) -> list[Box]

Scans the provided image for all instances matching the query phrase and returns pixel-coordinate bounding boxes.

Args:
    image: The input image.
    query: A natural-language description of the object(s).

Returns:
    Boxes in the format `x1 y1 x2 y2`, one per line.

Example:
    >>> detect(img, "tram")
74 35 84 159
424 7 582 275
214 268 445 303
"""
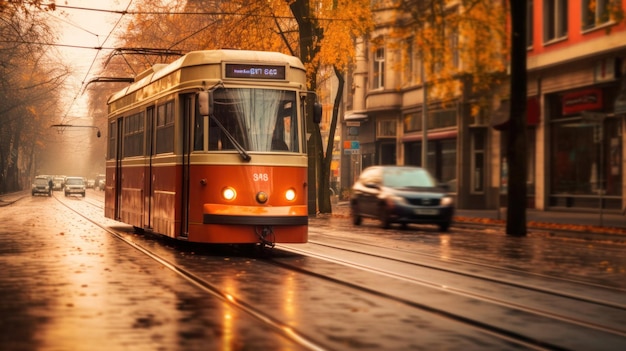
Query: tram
104 49 321 246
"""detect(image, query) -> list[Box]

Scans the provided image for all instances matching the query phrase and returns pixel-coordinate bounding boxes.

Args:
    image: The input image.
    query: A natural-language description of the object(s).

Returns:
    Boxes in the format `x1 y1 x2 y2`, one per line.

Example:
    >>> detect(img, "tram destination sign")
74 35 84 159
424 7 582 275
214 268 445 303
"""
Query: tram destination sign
225 64 286 80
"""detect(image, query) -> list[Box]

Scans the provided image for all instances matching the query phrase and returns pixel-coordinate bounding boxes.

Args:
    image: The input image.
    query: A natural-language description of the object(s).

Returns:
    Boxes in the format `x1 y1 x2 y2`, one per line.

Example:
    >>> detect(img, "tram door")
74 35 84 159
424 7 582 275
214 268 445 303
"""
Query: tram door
114 117 123 220
144 106 155 229
180 94 193 238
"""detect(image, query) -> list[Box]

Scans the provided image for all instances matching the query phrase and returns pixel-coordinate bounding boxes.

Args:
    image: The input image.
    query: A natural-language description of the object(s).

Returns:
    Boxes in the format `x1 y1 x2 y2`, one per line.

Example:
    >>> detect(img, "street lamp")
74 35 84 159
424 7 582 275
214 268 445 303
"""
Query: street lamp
51 124 101 138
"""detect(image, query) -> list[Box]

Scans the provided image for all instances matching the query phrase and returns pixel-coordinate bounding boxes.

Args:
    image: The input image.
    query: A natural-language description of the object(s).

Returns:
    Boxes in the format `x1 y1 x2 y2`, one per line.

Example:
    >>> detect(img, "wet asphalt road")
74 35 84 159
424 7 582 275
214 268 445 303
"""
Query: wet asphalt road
0 190 625 350
0 192 309 351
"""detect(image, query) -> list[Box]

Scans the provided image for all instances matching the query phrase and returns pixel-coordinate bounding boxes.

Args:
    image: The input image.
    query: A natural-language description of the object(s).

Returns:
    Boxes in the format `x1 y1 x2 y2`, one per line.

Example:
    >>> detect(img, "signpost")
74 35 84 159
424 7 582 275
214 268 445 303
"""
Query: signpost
581 111 606 226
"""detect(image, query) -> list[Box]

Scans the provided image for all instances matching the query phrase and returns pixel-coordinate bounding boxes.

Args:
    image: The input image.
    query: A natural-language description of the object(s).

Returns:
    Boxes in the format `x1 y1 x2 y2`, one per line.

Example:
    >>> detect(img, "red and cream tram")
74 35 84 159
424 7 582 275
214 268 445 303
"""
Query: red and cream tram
104 49 320 246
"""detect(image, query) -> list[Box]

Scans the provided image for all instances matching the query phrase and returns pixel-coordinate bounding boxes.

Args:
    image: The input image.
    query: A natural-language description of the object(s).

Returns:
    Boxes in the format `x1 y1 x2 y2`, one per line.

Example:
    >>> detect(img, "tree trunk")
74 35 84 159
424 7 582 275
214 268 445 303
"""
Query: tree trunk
317 66 345 213
290 0 323 215
506 0 528 236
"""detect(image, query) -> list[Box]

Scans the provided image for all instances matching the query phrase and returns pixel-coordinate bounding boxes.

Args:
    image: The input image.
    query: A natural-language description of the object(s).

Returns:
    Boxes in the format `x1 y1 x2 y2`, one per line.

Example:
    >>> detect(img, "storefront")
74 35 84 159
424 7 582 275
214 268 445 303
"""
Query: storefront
402 109 457 189
546 86 622 210
492 97 541 209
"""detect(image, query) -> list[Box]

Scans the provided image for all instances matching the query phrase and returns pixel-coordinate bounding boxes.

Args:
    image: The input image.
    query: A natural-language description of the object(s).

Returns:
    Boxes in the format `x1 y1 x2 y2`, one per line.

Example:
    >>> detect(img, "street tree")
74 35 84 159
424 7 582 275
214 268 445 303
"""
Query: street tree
0 1 68 192
105 0 373 214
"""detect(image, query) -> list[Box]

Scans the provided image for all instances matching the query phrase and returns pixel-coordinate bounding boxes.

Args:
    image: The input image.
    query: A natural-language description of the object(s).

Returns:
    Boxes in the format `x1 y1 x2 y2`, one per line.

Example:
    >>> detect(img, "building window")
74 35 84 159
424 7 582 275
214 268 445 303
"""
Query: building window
377 119 396 138
582 0 610 30
471 129 485 193
543 0 568 42
373 47 385 89
527 0 534 48
403 112 422 133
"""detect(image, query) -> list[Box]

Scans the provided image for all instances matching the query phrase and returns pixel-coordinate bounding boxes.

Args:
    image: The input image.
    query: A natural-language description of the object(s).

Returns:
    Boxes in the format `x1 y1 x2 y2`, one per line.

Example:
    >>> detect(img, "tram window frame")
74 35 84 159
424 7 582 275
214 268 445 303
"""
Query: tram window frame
123 112 145 157
156 100 175 154
107 121 117 160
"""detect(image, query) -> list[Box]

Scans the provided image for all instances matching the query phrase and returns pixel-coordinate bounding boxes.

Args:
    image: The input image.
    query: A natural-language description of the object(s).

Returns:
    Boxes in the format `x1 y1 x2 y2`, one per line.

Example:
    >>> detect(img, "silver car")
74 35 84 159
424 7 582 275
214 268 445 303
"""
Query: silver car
64 177 86 197
351 166 454 231
32 178 52 197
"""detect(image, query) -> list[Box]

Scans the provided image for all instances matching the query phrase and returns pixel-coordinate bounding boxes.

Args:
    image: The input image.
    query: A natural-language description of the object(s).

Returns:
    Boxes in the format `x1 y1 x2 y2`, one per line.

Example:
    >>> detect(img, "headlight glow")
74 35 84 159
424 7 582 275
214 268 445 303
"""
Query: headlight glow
441 196 454 206
285 188 296 201
222 187 237 201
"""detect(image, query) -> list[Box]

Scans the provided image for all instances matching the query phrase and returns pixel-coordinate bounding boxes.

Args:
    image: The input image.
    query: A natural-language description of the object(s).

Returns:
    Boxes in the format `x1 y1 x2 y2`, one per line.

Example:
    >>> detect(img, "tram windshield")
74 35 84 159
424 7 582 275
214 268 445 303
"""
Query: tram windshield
208 88 299 153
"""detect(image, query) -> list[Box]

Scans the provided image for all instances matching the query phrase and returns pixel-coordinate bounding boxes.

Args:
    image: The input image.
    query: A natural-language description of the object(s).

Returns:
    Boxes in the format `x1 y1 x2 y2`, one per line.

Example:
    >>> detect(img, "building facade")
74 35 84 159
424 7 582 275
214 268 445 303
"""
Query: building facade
341 0 626 213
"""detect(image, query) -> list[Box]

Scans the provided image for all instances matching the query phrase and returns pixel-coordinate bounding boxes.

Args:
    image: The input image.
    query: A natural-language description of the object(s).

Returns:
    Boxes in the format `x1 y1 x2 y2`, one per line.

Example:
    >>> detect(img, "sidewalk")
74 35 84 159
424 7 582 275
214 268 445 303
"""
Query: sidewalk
331 201 626 232
456 207 626 231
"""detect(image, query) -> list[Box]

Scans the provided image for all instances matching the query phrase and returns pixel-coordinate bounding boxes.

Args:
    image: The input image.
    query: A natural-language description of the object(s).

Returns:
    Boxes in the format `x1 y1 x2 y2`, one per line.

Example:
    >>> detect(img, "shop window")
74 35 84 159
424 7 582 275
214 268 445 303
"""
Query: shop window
550 117 621 197
471 130 485 193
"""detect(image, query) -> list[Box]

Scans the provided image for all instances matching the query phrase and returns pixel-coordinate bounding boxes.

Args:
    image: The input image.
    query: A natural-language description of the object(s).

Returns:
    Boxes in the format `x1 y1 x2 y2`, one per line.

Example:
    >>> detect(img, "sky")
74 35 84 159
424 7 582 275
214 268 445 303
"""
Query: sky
47 0 127 122
39 1 128 176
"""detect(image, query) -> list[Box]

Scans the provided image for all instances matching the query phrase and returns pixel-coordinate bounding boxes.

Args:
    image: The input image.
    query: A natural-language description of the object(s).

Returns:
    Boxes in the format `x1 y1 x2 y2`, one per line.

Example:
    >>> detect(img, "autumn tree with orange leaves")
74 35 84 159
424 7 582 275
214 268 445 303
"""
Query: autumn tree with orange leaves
99 0 373 214
0 0 70 193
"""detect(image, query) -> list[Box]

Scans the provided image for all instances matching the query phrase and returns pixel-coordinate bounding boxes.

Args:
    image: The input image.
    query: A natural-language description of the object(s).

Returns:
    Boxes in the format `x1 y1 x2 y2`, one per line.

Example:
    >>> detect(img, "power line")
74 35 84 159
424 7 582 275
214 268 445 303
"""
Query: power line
50 3 353 21
58 0 134 125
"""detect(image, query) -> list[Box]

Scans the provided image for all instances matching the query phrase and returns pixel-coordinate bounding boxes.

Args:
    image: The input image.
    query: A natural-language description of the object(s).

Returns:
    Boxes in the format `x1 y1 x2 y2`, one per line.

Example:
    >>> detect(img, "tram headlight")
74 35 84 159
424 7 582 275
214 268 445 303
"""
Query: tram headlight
222 187 237 201
285 188 296 201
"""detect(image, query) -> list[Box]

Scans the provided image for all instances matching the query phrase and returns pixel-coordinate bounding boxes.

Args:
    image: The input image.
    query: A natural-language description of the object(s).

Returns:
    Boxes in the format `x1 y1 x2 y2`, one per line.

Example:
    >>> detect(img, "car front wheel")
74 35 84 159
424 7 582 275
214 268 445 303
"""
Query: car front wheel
351 204 362 225
439 221 451 232
379 206 391 229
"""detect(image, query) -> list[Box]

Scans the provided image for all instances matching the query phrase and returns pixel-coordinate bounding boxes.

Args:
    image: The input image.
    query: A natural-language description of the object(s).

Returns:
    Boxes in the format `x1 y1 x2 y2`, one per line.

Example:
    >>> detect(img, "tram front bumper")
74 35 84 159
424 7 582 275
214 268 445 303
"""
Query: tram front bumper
203 204 308 226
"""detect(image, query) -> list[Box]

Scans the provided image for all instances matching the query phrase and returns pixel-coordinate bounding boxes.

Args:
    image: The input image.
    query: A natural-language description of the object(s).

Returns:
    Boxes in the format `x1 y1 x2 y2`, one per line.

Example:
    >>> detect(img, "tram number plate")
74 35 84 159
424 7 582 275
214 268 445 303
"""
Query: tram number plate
416 209 439 215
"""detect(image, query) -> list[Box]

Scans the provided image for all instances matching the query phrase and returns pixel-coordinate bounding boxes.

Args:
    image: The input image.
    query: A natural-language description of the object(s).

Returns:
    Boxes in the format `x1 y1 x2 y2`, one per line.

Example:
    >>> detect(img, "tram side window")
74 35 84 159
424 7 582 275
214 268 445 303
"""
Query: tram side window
156 101 175 154
107 121 116 160
123 112 144 157
273 98 298 152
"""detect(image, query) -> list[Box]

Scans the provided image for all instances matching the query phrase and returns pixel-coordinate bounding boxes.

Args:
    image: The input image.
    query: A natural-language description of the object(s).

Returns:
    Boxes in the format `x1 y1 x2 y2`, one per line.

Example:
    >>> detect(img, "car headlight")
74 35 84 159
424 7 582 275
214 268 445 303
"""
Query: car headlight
441 196 454 206
386 195 407 206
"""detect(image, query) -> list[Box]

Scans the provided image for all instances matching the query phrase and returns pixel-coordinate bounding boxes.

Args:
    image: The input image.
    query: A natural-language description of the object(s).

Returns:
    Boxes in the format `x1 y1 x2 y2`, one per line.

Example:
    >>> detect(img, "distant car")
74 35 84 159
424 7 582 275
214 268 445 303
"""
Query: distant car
350 166 454 231
64 177 86 197
32 178 52 197
52 177 65 191
95 174 105 191
86 179 95 189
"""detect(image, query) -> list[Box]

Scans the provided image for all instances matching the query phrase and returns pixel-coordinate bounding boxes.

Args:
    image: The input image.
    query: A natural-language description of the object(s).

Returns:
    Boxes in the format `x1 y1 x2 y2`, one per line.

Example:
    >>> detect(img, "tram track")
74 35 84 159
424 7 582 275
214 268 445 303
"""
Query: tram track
53 192 626 350
53 190 328 351
271 239 626 350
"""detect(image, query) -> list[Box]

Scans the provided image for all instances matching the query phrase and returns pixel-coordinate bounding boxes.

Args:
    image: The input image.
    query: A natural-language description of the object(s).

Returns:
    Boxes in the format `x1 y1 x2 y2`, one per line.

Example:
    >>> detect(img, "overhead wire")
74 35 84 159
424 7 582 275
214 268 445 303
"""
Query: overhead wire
57 0 134 124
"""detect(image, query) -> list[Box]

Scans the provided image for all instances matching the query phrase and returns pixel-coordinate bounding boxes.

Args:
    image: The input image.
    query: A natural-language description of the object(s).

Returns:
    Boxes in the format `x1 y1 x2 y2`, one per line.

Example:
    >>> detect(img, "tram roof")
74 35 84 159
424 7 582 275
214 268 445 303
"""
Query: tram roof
108 49 305 104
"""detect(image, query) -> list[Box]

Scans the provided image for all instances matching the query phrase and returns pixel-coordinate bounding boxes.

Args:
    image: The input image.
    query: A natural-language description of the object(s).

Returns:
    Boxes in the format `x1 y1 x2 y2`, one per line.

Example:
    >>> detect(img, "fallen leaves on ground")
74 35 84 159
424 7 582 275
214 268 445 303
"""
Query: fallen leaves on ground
455 216 626 235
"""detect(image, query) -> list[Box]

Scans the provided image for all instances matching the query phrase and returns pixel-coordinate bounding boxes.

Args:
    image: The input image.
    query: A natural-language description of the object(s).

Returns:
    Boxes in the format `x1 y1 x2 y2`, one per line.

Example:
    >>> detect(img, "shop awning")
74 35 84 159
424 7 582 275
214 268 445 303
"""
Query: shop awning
402 129 458 142
344 112 368 121
491 97 540 130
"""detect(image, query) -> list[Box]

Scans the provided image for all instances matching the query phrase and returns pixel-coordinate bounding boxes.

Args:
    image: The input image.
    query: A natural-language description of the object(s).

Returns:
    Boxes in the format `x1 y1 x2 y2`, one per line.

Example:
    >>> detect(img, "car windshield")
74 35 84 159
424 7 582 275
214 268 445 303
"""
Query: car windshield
383 168 437 188
34 179 47 185
66 178 83 185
